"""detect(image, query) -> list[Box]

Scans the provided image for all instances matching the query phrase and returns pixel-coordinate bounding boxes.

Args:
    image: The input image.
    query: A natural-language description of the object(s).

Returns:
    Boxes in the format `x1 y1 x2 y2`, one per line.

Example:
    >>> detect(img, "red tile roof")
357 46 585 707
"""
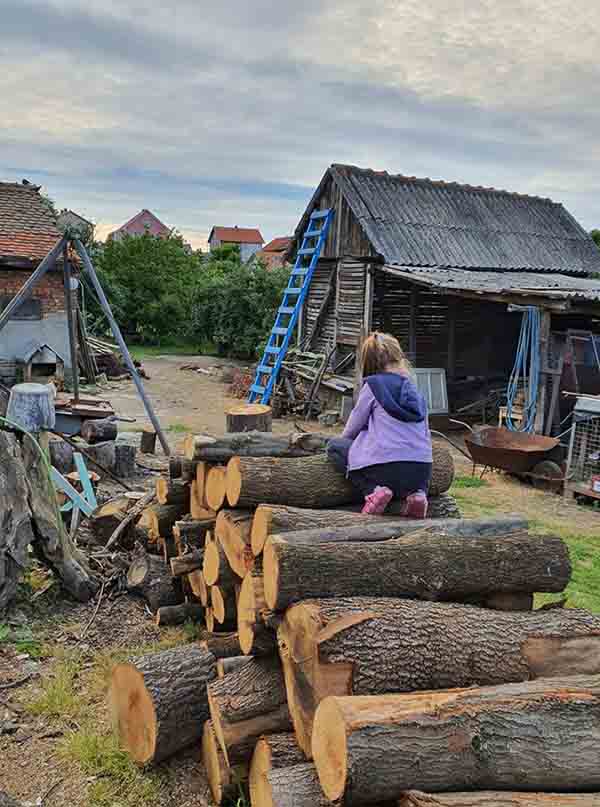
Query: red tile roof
210 226 264 245
0 182 63 264
262 236 292 253
109 209 172 240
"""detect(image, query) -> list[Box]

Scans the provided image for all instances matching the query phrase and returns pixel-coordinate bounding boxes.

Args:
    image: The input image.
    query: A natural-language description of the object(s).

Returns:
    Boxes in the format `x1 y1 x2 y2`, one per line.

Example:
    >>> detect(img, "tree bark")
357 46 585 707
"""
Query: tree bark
388 492 461 519
155 602 204 626
76 440 115 477
191 480 215 519
184 430 329 462
204 535 240 587
127 552 183 612
199 630 243 659
267 763 332 807
208 656 292 765
155 478 190 508
180 457 198 482
21 434 98 602
217 656 253 678
140 428 157 455
114 443 136 478
81 417 118 444
215 509 255 578
251 508 527 556
173 517 214 552
188 569 209 605
313 676 600 804
170 549 204 577
88 492 148 545
237 557 278 657
104 491 155 551
399 793 600 807
202 719 248 805
48 437 73 474
226 403 273 433
139 502 187 540
250 733 306 807
279 597 600 757
264 530 570 611
0 432 36 610
169 456 182 479
206 466 228 512
110 644 217 765
228 446 453 509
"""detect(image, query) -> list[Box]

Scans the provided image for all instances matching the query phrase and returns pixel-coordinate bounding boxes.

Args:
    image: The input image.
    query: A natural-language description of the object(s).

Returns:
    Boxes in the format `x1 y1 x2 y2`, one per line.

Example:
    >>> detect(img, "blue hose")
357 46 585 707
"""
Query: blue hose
505 307 541 432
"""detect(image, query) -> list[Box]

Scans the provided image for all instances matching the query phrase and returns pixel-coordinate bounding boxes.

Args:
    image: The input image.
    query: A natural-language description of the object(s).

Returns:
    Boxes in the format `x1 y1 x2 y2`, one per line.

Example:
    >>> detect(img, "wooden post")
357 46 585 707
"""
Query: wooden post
141 428 157 454
534 309 551 434
225 404 272 433
409 289 418 364
363 263 374 335
62 243 80 402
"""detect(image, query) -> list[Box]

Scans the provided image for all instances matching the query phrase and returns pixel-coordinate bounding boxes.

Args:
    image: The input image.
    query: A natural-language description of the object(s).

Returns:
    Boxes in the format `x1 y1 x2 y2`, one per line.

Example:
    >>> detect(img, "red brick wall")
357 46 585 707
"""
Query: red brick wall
0 269 66 315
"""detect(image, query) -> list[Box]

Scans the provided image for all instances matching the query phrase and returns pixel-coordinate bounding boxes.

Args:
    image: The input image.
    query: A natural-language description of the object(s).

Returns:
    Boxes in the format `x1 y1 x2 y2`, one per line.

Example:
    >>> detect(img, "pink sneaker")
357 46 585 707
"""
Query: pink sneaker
401 492 428 519
361 486 393 515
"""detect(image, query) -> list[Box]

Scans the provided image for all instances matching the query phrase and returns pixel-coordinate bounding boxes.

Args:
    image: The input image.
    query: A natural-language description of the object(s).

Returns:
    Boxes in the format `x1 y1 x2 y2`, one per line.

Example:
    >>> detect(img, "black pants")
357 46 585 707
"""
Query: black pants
327 437 432 499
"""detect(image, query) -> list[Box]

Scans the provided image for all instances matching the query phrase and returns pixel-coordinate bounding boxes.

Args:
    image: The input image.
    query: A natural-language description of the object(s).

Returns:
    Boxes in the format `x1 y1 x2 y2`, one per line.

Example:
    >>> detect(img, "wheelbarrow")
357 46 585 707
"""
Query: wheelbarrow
463 425 565 492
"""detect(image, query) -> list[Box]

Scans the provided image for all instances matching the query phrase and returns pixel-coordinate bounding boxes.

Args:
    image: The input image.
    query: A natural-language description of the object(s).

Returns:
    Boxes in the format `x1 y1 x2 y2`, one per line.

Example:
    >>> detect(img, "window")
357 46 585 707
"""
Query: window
0 295 42 320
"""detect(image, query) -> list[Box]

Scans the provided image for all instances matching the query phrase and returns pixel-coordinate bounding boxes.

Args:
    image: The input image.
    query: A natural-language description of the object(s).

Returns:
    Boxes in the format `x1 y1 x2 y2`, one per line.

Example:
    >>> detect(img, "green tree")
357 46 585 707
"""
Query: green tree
591 230 600 249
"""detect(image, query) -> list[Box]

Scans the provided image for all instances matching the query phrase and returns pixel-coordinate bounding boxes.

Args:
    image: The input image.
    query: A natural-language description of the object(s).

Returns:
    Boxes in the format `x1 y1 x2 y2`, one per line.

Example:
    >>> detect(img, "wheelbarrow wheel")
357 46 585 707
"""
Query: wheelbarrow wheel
531 460 563 494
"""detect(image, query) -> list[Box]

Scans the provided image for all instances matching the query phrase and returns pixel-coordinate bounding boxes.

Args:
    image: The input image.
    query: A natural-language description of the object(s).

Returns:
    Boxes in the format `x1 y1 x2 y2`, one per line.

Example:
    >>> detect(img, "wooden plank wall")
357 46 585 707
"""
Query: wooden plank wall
336 259 367 346
302 258 337 353
310 175 372 260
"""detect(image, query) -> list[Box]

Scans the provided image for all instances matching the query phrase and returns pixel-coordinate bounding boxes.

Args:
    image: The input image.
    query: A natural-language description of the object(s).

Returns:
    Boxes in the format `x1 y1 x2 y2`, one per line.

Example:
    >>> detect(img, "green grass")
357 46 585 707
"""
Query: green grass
0 622 46 658
128 340 203 360
166 423 190 434
61 727 161 807
25 656 82 720
451 475 489 489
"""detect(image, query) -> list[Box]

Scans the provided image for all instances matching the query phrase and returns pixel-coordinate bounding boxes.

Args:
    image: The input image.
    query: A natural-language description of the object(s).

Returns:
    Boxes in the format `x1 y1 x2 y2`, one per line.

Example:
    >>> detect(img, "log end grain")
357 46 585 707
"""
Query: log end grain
251 505 271 556
225 457 242 508
110 663 158 765
203 539 221 586
206 467 227 512
202 719 241 804
312 696 352 801
226 403 272 433
263 538 282 611
237 570 258 655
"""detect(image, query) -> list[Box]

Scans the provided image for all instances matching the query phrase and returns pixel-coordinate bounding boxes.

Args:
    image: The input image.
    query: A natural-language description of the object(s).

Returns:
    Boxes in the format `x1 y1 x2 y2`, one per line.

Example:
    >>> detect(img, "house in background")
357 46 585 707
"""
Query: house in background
57 209 94 243
255 236 292 269
0 180 73 383
108 209 172 242
208 226 264 262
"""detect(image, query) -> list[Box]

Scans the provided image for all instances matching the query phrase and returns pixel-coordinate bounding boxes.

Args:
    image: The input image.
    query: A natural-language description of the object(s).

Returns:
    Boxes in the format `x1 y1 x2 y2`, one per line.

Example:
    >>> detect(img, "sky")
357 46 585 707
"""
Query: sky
2 0 600 250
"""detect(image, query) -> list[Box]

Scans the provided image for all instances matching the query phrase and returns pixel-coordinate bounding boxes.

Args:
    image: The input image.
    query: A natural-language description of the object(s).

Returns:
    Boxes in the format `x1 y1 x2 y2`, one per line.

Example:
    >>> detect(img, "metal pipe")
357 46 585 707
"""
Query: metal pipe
62 243 80 402
0 236 67 333
73 239 170 455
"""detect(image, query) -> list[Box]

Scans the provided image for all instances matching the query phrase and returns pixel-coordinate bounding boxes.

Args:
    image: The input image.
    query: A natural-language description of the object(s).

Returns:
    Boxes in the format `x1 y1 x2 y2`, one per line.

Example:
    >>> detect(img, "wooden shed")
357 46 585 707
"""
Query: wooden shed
288 164 600 432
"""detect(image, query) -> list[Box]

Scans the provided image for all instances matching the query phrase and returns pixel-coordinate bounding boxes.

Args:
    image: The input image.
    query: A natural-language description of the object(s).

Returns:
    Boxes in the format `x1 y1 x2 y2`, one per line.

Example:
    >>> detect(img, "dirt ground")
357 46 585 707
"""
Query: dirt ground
2 355 600 806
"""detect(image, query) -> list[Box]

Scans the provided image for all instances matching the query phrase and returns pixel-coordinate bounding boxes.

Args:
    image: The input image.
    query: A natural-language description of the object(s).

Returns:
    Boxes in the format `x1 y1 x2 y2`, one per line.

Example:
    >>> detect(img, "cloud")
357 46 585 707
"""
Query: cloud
2 0 600 249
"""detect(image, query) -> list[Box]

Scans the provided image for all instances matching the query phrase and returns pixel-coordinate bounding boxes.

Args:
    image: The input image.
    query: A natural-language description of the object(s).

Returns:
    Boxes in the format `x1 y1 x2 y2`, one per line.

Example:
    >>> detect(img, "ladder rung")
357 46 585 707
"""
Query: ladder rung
285 287 302 294
250 384 265 394
292 269 308 276
265 346 280 354
257 365 273 374
298 248 316 256
304 229 322 237
310 210 329 220
279 306 295 314
272 327 288 335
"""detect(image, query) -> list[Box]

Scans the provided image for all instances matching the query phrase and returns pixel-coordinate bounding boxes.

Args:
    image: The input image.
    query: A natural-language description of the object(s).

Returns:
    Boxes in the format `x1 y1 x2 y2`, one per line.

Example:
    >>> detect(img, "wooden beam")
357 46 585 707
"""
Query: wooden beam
363 264 374 334
447 297 456 379
409 289 418 362
534 309 552 434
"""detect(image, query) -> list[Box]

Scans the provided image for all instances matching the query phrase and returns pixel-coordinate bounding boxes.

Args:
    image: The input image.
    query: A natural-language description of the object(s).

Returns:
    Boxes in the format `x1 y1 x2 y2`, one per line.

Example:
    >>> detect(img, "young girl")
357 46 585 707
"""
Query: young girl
327 332 433 516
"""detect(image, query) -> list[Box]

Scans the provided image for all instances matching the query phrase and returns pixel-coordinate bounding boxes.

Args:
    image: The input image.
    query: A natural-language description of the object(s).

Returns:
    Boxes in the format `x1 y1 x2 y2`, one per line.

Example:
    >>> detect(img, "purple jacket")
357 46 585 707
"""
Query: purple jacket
342 372 433 470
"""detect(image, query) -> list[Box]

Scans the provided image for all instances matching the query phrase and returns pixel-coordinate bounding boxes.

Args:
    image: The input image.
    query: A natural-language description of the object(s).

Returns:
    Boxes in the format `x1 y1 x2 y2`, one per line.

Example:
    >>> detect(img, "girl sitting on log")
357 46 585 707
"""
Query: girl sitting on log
327 332 432 516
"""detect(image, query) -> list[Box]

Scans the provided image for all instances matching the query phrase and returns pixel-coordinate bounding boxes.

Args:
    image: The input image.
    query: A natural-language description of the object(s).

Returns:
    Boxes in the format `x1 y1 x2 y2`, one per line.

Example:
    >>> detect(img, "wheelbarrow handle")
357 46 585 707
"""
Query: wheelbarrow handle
448 419 474 433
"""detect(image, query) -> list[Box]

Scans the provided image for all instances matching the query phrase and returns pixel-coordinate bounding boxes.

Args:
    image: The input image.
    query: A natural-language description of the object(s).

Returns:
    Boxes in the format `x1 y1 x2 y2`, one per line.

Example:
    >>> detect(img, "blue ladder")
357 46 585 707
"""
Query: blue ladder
248 208 334 405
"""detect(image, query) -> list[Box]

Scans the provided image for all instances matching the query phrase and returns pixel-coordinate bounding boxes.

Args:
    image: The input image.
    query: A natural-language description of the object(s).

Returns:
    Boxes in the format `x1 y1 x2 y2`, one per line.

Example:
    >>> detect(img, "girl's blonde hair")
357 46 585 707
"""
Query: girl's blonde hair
360 331 411 377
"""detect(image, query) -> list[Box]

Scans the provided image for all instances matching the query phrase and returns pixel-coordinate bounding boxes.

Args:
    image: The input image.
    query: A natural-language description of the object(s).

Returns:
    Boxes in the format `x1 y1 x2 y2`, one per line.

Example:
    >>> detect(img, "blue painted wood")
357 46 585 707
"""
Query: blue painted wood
50 468 95 517
73 452 97 509
248 208 334 405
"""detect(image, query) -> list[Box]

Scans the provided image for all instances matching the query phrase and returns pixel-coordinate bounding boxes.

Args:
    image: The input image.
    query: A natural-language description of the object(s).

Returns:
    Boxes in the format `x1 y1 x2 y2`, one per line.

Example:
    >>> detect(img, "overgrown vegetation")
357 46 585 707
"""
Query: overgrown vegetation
88 235 288 359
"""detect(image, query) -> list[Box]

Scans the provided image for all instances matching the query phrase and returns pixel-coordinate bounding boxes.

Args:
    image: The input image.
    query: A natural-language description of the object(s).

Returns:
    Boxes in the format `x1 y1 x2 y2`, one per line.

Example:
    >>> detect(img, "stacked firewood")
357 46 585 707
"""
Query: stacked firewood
109 428 600 806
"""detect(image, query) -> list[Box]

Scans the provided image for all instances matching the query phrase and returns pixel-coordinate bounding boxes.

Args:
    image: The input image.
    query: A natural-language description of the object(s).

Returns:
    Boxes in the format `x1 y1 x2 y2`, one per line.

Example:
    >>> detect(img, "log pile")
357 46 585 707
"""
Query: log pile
110 430 600 804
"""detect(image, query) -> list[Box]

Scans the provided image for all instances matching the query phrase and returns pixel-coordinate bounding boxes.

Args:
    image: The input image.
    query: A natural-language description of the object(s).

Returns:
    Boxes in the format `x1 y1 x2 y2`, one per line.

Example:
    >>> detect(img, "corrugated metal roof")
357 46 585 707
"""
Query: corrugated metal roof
381 265 600 302
328 165 600 275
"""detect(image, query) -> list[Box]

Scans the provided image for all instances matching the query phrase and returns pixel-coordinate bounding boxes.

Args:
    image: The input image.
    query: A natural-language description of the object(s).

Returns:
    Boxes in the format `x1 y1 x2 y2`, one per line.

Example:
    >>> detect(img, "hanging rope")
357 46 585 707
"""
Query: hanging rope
505 307 541 433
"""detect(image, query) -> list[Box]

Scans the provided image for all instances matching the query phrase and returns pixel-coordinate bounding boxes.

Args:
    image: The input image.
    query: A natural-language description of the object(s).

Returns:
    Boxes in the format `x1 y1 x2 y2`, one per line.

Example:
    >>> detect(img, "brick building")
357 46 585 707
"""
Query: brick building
0 180 71 383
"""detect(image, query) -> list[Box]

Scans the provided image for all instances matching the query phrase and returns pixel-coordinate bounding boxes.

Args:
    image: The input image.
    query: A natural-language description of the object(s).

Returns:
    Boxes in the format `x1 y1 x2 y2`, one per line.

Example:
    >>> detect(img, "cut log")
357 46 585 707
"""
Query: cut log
156 478 190 508
48 437 74 474
227 445 454 509
238 557 278 657
104 490 155 551
155 602 204 626
251 509 528 556
159 537 176 563
313 676 600 804
188 569 209 604
386 492 460 519
110 644 216 765
278 597 600 757
208 655 292 765
206 466 228 512
196 461 208 503
173 517 215 552
169 456 183 479
141 503 187 540
264 530 571 611
0 432 36 610
200 631 243 659
211 585 237 627
267 762 331 807
127 552 183 612
81 417 118 444
7 382 55 432
184 430 329 462
77 440 116 477
226 403 272 433
87 492 147 544
202 719 248 805
249 733 306 807
217 656 253 678
190 480 210 519
204 536 240 587
140 428 157 455
114 443 136 478
215 509 255 578
399 793 600 807
180 458 197 482
170 549 204 577
206 607 215 632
